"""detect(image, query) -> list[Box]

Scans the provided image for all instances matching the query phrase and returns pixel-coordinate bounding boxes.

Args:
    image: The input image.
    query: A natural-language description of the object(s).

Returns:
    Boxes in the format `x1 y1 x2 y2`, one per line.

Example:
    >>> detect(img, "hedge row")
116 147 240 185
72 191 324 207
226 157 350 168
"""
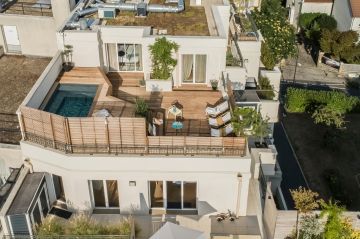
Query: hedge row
285 87 360 114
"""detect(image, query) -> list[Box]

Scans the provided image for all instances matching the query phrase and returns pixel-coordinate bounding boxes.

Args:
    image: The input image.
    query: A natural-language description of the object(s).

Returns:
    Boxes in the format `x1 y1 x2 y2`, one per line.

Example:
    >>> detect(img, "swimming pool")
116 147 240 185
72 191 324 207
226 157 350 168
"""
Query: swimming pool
44 84 98 117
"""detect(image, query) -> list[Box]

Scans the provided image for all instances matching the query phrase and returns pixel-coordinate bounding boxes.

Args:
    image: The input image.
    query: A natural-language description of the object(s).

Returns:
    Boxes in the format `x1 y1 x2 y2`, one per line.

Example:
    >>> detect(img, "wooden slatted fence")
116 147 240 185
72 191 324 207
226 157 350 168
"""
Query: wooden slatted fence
19 106 246 156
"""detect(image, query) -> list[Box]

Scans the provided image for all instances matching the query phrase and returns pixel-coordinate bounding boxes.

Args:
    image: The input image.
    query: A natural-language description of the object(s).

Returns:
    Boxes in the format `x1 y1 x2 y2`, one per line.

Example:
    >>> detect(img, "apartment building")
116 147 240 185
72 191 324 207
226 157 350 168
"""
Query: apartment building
0 0 75 56
0 0 282 238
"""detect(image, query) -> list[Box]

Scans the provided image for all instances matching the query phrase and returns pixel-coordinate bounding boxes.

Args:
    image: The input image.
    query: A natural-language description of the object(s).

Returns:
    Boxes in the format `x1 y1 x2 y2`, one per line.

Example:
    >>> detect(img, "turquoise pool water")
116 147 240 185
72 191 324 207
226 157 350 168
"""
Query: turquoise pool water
44 84 98 117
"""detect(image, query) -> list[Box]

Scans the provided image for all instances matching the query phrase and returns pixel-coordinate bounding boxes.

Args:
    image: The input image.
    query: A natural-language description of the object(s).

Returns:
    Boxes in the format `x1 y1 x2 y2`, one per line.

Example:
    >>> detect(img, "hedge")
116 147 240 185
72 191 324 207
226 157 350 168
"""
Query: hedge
285 87 360 114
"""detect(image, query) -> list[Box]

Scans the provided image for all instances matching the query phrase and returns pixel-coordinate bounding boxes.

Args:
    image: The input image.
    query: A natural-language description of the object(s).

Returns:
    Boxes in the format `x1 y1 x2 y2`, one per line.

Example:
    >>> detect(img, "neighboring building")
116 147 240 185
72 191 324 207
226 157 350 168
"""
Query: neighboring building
332 0 360 33
0 0 282 238
287 0 333 28
0 0 76 56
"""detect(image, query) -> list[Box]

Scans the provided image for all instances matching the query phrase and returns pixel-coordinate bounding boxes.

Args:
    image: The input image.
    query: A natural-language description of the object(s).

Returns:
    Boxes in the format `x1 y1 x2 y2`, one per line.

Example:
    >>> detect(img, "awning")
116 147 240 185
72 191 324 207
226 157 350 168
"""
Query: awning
150 222 206 239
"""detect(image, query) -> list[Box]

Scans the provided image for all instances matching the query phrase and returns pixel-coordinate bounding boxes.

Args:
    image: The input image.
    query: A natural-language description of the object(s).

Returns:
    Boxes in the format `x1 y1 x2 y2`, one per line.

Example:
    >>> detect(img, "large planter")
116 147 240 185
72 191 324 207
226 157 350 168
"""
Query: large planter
146 78 173 92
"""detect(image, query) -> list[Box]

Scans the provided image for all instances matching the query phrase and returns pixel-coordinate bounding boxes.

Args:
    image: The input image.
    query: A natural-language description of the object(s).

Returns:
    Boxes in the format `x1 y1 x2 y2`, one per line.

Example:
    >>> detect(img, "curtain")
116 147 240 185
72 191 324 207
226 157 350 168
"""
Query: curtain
154 181 163 199
195 55 206 83
135 44 142 71
182 54 193 83
107 43 118 71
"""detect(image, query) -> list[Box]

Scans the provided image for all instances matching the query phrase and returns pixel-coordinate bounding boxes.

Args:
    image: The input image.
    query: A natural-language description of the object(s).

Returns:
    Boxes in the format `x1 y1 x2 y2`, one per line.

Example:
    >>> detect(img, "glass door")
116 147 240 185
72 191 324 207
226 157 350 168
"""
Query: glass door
182 54 206 84
90 180 119 208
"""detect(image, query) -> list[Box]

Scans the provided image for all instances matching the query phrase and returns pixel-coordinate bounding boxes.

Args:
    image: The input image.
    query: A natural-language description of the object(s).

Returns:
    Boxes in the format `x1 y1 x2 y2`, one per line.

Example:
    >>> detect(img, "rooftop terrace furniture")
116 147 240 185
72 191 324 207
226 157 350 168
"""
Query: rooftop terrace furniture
208 111 231 128
205 100 229 117
210 123 234 137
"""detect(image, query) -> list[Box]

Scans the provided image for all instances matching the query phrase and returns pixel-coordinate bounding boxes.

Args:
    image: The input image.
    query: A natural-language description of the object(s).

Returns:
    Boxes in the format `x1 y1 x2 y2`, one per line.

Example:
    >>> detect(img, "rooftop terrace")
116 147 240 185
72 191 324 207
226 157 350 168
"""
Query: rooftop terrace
19 66 247 156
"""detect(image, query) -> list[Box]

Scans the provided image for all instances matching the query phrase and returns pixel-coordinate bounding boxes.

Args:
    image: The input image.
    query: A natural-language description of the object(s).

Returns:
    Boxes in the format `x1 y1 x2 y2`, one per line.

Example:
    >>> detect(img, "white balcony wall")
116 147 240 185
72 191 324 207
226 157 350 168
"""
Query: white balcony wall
58 31 103 67
21 142 252 216
0 15 57 56
259 100 279 123
237 40 261 80
20 52 62 109
260 67 281 99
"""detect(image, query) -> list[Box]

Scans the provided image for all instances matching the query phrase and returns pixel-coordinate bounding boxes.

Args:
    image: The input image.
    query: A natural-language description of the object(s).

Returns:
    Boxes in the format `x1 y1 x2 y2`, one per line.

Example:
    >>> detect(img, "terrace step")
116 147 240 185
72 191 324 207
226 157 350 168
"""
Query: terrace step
173 84 213 91
107 72 144 87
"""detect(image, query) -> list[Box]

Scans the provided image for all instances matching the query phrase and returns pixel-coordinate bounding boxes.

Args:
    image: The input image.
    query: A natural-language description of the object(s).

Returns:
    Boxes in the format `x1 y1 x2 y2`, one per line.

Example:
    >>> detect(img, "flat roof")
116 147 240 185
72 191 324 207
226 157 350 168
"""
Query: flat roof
105 0 210 36
7 172 45 215
233 90 260 103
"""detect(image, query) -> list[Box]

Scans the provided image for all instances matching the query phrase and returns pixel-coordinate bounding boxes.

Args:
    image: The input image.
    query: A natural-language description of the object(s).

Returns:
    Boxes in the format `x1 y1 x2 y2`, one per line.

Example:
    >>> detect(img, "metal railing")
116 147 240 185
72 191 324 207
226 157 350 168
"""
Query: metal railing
0 113 21 145
24 132 246 156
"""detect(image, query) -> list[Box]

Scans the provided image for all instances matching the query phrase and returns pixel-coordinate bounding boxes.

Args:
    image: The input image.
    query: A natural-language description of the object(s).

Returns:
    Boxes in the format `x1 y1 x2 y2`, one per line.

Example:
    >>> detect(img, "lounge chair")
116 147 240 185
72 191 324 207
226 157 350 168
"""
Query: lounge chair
208 111 231 128
205 101 229 117
211 123 234 137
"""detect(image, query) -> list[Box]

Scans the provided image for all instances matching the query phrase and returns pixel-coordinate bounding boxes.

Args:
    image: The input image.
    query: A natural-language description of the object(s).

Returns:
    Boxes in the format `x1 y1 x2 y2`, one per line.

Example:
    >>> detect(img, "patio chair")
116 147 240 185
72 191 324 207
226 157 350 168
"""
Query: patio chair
205 101 229 117
210 123 234 137
208 111 231 128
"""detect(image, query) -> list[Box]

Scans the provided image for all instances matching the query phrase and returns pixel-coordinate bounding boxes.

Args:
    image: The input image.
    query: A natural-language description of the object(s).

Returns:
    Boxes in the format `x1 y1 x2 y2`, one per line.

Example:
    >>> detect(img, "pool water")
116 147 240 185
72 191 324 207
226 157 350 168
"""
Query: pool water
44 84 98 117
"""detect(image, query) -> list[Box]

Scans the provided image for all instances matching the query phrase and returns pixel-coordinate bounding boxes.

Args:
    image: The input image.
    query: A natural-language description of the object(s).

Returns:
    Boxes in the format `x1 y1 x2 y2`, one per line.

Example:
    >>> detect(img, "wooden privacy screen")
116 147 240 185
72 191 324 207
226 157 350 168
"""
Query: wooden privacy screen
19 106 246 156
19 106 147 147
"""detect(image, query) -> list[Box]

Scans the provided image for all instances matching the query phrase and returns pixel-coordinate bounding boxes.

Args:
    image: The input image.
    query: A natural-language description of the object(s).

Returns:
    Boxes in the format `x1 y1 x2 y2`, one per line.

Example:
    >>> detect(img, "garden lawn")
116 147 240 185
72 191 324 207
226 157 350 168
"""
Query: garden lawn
283 113 360 210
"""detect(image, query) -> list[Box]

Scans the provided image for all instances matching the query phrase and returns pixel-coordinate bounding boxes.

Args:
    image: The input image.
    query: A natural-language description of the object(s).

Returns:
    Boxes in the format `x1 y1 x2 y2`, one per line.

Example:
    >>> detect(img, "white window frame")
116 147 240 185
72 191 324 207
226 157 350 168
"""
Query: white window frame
181 54 207 84
106 43 143 72
149 181 197 210
89 180 120 209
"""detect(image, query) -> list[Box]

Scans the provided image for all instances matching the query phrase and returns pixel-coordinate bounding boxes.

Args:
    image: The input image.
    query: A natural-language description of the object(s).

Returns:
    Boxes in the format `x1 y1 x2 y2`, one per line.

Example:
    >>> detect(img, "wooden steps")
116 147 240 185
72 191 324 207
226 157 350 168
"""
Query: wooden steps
107 72 144 87
173 84 213 91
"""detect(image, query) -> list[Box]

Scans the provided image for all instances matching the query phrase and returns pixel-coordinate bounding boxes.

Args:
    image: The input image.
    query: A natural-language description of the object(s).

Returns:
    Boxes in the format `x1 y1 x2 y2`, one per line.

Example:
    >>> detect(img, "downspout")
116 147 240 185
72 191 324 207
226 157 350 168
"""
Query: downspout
235 173 242 217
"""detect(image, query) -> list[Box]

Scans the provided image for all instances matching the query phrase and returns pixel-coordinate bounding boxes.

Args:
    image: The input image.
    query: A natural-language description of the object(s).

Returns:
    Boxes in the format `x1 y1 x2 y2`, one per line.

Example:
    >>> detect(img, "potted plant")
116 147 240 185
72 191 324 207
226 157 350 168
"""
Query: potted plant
210 80 218 90
135 98 149 118
62 45 74 72
147 37 179 92
253 114 270 148
139 79 145 88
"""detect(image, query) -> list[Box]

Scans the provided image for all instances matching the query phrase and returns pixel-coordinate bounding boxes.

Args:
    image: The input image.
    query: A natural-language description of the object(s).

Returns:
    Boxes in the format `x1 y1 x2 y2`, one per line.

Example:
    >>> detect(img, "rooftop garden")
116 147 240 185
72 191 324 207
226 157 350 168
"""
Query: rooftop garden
106 0 209 36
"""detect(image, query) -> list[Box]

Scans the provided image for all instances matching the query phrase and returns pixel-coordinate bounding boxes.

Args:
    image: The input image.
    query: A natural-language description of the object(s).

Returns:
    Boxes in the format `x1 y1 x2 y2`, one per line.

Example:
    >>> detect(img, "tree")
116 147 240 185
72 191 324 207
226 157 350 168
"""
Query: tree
253 1 297 67
149 37 179 80
290 187 323 239
320 30 360 63
312 106 345 129
252 113 270 144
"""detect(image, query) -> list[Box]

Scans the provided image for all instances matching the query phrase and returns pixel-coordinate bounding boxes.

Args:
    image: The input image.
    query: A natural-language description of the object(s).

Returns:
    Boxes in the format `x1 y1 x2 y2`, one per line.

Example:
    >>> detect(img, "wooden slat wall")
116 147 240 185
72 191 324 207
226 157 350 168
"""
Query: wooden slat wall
20 106 146 148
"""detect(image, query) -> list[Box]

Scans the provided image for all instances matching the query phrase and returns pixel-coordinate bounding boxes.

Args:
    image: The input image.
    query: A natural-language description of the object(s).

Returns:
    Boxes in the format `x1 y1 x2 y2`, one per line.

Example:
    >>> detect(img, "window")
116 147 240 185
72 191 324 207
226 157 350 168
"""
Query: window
107 43 143 72
90 180 119 208
149 181 197 210
182 54 206 83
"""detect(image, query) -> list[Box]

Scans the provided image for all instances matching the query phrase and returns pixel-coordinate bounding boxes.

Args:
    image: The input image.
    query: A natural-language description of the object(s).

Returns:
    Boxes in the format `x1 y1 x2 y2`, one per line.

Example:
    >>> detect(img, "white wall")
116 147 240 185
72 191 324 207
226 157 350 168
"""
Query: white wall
51 0 74 28
0 144 23 179
332 0 353 32
0 15 57 56
237 40 261 80
21 142 252 216
259 100 279 123
260 67 281 99
301 2 333 14
20 52 62 109
58 30 102 67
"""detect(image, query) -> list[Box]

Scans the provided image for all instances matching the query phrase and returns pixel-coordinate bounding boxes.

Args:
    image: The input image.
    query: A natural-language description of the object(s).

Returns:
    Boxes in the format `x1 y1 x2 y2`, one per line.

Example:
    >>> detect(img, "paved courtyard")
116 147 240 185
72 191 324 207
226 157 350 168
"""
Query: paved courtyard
281 44 345 88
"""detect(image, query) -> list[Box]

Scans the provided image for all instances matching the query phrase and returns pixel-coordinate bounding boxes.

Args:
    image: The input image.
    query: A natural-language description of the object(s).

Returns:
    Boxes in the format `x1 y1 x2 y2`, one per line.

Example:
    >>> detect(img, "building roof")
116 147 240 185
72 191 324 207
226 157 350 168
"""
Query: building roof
7 173 45 215
350 0 360 17
303 0 333 3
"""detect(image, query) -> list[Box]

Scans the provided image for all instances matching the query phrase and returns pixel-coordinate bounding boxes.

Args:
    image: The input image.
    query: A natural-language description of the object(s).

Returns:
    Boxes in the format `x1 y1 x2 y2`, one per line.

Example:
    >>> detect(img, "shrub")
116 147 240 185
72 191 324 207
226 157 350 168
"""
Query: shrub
135 98 149 117
257 76 275 100
322 170 351 206
285 88 360 114
36 217 65 236
315 14 337 31
299 13 322 29
261 42 277 70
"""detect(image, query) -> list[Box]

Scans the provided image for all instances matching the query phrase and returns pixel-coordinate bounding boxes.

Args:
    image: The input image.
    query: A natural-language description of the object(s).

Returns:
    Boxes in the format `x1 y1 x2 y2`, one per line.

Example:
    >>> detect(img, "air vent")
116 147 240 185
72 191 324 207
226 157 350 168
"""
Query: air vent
98 8 116 19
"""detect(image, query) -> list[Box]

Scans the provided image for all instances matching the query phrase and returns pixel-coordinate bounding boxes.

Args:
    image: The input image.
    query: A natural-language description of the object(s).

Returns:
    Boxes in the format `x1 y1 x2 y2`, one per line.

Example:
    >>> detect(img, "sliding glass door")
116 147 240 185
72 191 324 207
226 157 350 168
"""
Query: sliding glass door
182 54 206 84
149 181 197 210
90 180 119 208
106 43 143 72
